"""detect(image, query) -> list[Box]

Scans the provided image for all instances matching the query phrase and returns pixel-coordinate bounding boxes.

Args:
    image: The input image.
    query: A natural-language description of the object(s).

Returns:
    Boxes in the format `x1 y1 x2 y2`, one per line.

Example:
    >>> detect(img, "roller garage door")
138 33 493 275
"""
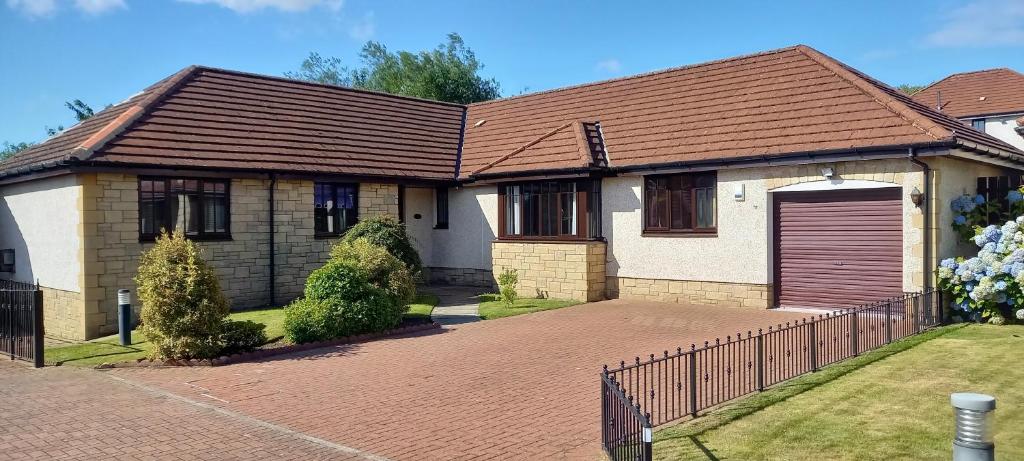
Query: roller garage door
773 188 903 308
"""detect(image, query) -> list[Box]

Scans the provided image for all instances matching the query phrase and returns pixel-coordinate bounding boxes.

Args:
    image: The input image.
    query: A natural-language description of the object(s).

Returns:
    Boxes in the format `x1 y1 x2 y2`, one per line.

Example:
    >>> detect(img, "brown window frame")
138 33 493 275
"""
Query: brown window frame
314 182 359 238
138 177 231 242
497 179 601 241
643 171 717 235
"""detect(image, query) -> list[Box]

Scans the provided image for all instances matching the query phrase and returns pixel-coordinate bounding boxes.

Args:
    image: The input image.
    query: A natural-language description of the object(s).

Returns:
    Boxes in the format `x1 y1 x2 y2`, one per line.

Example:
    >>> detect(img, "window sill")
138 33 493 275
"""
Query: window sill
314 233 344 240
433 224 449 230
495 237 604 244
641 231 717 238
139 234 233 243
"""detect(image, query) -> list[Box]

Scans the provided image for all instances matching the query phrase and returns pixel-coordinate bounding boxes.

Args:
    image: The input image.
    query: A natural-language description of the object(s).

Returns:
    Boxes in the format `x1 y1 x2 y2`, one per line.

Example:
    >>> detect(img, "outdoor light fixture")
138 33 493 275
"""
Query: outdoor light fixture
951 392 996 461
910 186 924 207
0 249 14 273
820 167 834 179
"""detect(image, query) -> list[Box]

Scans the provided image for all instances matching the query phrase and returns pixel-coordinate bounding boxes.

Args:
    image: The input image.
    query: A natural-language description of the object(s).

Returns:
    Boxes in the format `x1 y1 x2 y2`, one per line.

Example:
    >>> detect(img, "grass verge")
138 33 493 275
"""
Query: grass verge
653 324 1024 460
46 294 440 366
477 294 580 320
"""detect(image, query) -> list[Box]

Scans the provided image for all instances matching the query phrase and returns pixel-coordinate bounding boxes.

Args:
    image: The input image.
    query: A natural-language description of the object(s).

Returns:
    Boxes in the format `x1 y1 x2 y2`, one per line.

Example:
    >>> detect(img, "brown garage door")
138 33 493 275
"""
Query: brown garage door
773 188 903 308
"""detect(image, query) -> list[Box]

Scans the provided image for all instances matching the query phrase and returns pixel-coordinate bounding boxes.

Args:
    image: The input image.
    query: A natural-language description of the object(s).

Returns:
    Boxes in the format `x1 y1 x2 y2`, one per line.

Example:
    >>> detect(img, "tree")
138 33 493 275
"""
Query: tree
287 33 501 104
66 99 94 121
2 99 98 160
897 84 926 96
0 142 31 161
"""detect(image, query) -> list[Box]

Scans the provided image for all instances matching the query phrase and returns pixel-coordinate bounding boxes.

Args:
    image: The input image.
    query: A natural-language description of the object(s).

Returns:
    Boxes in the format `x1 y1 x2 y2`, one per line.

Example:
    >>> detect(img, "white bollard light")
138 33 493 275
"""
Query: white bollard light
951 392 996 461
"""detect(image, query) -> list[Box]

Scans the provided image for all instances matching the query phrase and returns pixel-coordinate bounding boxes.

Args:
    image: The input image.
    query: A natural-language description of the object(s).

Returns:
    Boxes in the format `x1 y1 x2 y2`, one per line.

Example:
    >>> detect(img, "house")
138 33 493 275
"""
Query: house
911 68 1024 151
2 45 1022 340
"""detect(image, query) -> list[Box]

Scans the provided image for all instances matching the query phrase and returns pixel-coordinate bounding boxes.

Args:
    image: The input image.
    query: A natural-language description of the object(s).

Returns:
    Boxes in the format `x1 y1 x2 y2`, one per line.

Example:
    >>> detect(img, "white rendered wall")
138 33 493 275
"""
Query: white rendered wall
429 186 498 270
0 175 82 292
981 115 1024 151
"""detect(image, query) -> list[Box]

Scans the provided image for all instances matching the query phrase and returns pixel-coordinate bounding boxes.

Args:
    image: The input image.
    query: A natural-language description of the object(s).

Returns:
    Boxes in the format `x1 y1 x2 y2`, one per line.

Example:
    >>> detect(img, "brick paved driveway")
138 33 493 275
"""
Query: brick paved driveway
102 299 802 460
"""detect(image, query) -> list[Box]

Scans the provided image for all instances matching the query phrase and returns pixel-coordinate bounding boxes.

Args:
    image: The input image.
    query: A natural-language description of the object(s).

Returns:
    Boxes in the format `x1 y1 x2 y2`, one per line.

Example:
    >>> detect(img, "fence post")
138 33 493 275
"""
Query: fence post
7 291 13 361
937 290 944 325
600 369 608 448
913 294 921 333
885 299 893 344
851 310 859 356
756 329 764 392
688 347 697 418
808 320 818 372
642 413 653 461
32 288 43 368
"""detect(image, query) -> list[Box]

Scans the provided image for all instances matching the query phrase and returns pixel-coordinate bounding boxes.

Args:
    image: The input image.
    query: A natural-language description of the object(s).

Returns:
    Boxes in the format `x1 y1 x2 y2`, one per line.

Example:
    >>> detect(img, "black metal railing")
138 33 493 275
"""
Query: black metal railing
601 372 652 461
0 279 44 367
599 290 942 459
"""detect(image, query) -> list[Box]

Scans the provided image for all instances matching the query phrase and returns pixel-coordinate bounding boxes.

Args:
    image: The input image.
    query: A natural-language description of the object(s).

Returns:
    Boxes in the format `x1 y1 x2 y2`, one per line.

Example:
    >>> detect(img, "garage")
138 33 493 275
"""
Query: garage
772 188 904 308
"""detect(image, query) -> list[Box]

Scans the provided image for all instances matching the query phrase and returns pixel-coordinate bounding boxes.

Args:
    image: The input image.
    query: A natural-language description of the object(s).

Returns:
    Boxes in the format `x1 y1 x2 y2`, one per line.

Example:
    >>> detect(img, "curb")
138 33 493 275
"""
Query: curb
94 321 441 369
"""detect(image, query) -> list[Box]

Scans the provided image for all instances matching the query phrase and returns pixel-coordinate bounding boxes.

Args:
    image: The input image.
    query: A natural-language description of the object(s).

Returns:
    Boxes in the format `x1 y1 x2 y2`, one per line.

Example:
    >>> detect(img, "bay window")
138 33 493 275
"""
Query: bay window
498 180 601 240
643 172 717 233
139 177 230 241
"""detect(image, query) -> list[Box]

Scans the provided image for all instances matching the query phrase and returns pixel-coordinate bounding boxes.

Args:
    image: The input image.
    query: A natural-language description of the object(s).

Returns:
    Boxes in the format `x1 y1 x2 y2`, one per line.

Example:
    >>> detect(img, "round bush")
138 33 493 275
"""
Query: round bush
283 298 342 344
219 320 268 355
329 238 415 306
342 215 422 275
135 231 229 359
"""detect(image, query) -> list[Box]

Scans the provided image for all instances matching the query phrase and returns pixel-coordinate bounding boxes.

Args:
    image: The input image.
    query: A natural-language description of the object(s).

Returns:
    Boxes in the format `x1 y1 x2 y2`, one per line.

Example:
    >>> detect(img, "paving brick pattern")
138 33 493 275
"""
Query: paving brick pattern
0 362 376 460
110 300 803 460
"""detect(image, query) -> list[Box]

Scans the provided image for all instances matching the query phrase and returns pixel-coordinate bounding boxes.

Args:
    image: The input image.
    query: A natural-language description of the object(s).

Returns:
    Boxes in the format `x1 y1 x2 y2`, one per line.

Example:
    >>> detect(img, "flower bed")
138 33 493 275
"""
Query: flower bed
939 216 1024 324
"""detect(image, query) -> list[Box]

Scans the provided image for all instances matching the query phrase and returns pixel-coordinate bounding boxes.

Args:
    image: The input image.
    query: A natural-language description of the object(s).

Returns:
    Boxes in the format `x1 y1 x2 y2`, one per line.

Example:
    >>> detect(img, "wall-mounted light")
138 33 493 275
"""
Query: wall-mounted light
0 249 14 273
820 167 834 179
910 186 924 207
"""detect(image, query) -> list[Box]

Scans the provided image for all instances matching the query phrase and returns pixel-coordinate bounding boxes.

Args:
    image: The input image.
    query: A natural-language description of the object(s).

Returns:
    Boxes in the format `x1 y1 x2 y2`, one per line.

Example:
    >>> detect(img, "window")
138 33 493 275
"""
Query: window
643 172 717 233
971 118 987 132
435 187 449 229
314 183 358 237
139 178 230 241
498 180 601 239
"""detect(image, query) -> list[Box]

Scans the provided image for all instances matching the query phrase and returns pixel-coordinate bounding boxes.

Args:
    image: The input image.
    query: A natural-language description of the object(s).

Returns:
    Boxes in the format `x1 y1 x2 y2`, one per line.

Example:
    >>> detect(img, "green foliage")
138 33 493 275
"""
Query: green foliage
135 232 230 359
329 238 415 306
287 33 500 104
498 268 518 308
342 215 422 275
66 99 95 122
304 260 374 301
219 320 267 355
896 84 926 95
1 141 32 161
283 298 342 344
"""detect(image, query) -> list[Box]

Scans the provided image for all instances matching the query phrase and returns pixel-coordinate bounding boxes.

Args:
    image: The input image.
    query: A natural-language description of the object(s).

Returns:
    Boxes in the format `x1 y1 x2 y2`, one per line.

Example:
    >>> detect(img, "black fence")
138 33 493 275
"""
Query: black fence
0 279 44 368
600 289 943 460
601 373 652 461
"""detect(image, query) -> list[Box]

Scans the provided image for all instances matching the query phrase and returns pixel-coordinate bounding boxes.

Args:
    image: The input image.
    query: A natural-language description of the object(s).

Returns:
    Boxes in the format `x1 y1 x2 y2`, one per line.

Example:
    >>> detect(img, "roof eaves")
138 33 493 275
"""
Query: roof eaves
70 65 200 162
795 45 952 142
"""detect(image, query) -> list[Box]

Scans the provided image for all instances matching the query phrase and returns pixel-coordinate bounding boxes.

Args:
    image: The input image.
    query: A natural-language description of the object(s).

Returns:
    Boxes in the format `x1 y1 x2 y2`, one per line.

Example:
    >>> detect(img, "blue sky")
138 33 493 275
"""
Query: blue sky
2 0 1023 144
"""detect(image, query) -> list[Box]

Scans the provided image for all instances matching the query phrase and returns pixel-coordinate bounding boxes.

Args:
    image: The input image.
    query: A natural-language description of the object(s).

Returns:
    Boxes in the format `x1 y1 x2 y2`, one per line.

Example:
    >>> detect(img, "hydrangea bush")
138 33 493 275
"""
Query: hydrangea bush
938 216 1024 324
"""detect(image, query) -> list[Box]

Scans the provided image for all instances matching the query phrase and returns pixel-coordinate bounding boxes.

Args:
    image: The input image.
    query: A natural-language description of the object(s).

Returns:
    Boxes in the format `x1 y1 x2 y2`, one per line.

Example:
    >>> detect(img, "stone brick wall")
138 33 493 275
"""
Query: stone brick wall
491 241 606 302
607 276 771 308
426 267 496 289
78 173 399 339
40 286 84 339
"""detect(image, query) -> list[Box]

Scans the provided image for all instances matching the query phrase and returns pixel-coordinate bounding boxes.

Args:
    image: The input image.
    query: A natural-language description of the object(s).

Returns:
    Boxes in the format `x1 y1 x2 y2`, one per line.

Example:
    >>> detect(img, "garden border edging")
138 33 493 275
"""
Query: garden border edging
93 321 441 369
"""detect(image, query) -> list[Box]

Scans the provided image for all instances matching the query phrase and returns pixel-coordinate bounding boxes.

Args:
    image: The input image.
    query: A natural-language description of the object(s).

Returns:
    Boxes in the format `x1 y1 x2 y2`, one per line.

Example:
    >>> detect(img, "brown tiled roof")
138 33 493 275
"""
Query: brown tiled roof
1 66 466 181
911 68 1024 119
461 45 1021 178
470 120 604 176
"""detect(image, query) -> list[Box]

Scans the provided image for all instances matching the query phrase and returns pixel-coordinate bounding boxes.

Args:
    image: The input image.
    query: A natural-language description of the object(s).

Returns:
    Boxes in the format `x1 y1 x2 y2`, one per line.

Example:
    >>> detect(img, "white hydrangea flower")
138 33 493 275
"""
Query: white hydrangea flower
1017 309 1024 320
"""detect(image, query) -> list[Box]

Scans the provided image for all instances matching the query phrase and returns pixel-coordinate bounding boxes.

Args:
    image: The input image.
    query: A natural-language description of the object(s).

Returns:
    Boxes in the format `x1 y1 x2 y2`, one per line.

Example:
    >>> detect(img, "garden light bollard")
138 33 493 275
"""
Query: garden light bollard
951 393 996 461
117 289 131 346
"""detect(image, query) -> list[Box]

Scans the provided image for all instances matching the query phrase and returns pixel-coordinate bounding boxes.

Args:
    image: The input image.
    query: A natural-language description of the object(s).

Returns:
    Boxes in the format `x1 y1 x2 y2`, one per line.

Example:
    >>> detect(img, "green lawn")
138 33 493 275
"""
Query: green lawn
46 295 440 367
477 294 579 320
653 324 1024 461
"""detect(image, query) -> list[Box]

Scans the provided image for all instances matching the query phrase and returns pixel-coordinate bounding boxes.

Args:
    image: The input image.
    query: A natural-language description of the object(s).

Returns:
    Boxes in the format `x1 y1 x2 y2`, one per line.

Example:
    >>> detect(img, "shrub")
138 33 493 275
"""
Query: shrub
498 268 518 308
305 260 375 302
329 238 415 306
342 215 422 275
283 298 342 344
219 320 267 355
135 231 229 359
938 216 1024 323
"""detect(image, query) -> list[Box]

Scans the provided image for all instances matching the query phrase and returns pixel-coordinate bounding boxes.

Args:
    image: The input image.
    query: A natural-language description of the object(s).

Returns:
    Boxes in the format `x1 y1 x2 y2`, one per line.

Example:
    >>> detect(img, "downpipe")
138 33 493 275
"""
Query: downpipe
909 149 935 318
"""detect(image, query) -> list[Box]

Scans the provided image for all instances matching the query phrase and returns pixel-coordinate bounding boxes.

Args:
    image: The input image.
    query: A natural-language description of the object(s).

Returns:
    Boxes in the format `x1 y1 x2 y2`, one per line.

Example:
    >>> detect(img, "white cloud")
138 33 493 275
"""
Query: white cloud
74 0 126 14
6 0 58 17
348 10 374 41
595 58 622 73
925 0 1024 47
176 0 340 13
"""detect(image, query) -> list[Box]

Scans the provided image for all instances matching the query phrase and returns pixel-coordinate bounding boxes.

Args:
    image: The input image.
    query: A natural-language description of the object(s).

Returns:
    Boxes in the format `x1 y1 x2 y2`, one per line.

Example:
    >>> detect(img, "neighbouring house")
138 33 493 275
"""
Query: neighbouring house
911 68 1024 151
2 45 1023 340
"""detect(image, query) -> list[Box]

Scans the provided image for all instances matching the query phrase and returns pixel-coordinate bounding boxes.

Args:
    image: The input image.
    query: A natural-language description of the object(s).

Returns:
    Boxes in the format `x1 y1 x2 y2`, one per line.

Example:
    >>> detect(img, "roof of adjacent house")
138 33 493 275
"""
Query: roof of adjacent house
460 45 1021 178
911 68 1024 119
0 66 466 181
1 45 1020 183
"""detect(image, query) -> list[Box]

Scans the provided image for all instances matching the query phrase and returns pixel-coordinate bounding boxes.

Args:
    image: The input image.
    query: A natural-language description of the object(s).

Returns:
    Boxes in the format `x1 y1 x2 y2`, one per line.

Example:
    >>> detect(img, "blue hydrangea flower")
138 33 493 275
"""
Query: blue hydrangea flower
1009 190 1023 204
995 280 1008 291
974 195 986 205
954 215 967 225
940 258 958 269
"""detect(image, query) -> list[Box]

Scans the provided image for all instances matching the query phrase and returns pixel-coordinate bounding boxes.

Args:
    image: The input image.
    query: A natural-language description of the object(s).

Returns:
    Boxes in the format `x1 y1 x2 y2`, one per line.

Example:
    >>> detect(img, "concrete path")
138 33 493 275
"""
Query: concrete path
424 285 486 325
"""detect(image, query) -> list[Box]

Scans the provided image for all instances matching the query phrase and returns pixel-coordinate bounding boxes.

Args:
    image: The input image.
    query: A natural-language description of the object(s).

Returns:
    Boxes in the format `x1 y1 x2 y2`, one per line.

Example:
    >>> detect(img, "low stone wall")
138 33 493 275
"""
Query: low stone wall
491 241 606 302
40 286 84 340
426 267 496 289
607 276 771 308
